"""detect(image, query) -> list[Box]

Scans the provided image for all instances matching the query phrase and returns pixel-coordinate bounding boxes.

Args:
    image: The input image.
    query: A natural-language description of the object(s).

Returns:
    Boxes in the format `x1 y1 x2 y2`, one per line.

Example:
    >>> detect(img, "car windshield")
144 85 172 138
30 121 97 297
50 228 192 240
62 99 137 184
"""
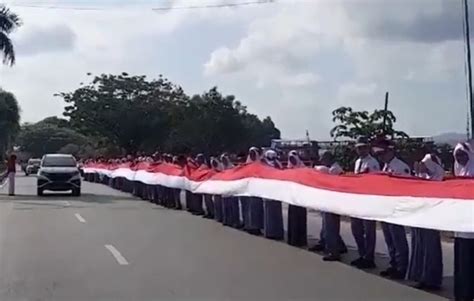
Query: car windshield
42 156 77 167
28 159 41 165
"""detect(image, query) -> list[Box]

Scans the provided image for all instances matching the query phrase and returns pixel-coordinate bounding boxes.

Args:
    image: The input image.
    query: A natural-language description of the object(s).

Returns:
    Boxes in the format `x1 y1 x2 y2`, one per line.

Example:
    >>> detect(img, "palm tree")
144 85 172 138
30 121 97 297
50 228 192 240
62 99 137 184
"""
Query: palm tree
0 5 21 66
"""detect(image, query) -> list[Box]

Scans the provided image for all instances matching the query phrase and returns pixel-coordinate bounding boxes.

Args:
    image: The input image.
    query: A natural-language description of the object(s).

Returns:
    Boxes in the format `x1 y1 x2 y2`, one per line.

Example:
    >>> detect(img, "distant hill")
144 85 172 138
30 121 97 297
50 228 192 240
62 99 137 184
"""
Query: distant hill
432 132 467 146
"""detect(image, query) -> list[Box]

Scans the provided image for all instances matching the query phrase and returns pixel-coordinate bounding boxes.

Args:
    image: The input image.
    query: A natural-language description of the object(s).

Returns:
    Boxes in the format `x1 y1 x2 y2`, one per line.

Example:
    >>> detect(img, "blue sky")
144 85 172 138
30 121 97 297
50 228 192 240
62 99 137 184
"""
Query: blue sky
0 0 471 140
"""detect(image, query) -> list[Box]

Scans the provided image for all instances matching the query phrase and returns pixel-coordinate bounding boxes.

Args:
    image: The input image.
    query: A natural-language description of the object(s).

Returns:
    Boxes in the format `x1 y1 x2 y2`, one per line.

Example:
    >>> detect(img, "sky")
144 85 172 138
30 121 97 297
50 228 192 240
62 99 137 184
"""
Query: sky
0 0 472 140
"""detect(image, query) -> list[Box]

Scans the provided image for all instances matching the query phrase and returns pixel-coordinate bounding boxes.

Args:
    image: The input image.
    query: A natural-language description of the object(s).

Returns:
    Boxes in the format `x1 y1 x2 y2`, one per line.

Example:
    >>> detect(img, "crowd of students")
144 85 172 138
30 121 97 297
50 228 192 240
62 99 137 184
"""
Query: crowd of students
84 137 474 301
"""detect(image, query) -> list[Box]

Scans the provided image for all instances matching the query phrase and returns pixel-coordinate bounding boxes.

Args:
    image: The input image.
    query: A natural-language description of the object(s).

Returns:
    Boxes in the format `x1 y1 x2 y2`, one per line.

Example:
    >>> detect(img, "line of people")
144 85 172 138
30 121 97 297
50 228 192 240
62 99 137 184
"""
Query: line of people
84 137 474 301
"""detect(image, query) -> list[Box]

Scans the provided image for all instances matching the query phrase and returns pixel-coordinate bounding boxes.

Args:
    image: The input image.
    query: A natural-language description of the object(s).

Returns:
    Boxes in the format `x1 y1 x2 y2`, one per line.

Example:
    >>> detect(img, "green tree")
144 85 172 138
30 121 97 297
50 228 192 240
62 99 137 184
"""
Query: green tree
57 73 185 153
330 106 408 141
0 89 20 157
0 5 21 66
57 74 281 156
16 119 90 158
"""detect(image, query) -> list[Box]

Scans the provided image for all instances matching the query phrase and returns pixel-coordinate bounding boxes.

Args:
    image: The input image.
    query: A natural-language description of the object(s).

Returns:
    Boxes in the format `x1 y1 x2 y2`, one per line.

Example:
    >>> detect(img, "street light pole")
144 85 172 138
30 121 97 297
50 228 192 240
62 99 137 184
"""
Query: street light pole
463 0 474 139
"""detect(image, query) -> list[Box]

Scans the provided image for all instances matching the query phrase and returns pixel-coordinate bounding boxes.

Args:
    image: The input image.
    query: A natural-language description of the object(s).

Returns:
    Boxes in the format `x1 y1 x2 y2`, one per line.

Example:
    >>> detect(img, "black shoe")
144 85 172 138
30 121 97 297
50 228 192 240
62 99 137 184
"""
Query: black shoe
247 229 262 236
388 270 406 280
350 257 364 266
380 267 396 277
357 259 376 269
340 247 348 254
411 282 425 290
323 254 341 262
202 215 213 219
310 244 325 252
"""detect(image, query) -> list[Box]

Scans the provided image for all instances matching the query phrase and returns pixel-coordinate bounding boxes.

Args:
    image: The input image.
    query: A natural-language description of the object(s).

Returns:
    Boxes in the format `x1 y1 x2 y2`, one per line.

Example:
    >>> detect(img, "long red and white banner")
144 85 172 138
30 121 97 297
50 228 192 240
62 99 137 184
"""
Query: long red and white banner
84 162 474 232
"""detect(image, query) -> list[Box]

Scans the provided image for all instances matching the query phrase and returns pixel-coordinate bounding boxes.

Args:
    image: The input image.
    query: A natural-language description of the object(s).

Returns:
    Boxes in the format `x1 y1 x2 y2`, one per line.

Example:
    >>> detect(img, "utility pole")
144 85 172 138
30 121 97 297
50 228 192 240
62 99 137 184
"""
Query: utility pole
382 91 389 136
463 0 474 139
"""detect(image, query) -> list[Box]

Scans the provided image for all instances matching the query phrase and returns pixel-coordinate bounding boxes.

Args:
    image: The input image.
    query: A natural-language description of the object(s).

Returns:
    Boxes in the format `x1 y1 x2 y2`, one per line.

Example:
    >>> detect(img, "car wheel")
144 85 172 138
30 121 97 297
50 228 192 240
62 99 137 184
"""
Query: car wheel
37 188 43 196
72 188 81 197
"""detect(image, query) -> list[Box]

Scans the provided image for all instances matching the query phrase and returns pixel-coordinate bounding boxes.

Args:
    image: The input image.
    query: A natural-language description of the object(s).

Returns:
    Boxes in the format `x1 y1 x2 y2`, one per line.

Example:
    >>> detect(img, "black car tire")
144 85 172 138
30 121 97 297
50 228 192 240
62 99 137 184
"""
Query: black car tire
37 188 43 196
72 188 81 197
25 172 28 176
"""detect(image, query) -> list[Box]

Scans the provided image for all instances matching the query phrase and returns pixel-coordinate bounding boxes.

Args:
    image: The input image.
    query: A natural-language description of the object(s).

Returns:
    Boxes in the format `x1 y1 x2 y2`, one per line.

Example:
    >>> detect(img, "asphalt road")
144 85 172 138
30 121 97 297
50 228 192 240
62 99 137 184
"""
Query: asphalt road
0 175 448 301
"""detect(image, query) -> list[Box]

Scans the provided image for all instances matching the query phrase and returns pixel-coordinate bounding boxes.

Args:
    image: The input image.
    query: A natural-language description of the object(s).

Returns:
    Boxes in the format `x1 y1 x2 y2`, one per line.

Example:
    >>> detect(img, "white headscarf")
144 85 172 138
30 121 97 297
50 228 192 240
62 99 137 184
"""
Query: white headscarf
419 153 445 181
210 157 223 171
246 147 261 163
263 150 282 168
287 150 305 168
220 154 234 170
454 142 474 177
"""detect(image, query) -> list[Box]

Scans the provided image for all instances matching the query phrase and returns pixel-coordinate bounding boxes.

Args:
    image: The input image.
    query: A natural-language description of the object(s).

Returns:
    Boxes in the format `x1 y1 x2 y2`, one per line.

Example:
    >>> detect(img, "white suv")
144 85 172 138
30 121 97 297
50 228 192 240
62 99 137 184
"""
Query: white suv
37 154 81 196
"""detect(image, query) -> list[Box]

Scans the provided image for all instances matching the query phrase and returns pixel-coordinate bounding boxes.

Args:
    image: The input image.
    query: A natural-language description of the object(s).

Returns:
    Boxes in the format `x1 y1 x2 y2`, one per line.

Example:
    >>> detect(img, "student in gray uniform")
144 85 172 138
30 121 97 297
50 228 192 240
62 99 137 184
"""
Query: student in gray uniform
221 154 240 228
453 142 474 301
210 157 224 222
373 140 410 279
243 147 264 235
191 154 206 216
262 150 284 240
286 150 307 247
312 151 347 261
350 137 380 269
408 153 444 291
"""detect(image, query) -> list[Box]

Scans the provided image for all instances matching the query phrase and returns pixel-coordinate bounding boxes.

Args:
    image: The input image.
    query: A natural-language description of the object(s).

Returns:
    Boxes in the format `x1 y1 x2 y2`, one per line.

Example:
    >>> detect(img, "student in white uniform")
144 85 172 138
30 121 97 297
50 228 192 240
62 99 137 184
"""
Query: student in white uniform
312 151 347 261
373 139 410 279
351 137 380 269
286 150 307 247
453 142 474 301
408 153 444 290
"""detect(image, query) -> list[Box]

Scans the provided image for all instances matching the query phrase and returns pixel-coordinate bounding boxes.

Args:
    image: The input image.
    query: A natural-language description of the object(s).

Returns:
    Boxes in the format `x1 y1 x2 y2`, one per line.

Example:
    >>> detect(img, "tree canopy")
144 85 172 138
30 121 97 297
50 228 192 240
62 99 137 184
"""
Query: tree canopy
56 73 280 156
0 89 20 157
330 106 408 141
16 117 90 158
0 5 21 66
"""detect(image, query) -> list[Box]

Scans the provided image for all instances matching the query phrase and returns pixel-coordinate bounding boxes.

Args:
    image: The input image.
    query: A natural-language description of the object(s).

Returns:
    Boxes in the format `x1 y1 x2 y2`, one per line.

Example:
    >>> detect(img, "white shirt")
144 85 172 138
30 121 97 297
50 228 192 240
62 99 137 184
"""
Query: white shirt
383 157 411 176
354 155 380 174
315 162 344 175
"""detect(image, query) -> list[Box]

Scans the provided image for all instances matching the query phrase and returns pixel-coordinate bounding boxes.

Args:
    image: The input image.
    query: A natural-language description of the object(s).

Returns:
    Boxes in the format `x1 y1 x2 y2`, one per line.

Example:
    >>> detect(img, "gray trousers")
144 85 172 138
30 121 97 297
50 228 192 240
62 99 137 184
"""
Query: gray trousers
381 222 409 275
351 218 376 261
321 213 346 255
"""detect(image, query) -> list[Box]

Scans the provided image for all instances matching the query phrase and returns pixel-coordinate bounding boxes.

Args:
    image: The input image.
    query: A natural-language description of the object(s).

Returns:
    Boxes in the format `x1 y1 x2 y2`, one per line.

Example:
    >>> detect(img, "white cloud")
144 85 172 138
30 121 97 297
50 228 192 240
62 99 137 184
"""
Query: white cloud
337 82 377 102
14 24 76 56
0 0 468 139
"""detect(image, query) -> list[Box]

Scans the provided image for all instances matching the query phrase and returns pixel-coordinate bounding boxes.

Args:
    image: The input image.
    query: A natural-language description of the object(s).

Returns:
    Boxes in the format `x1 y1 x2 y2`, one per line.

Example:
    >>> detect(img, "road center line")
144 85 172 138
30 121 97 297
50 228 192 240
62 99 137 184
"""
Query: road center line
105 245 129 265
74 213 86 223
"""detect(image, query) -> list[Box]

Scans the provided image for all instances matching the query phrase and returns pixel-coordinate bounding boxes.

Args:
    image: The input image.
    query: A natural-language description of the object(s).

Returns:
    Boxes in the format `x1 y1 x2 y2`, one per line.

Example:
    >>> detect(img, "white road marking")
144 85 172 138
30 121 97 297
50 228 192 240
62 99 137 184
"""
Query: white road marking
64 201 71 206
74 213 86 223
105 245 129 265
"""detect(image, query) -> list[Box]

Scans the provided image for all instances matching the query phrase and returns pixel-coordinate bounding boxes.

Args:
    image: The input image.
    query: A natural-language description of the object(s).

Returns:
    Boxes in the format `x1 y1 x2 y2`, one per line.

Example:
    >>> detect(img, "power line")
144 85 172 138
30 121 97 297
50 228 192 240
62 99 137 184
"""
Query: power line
152 0 274 11
10 0 276 11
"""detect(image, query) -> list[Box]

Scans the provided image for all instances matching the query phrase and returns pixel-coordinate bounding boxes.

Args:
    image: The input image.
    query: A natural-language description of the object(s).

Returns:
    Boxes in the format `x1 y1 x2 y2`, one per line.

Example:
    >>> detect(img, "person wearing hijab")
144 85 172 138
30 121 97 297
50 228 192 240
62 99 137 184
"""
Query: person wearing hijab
172 155 186 210
350 137 380 269
453 142 474 301
189 154 206 216
210 157 224 223
373 140 410 280
242 147 265 235
407 153 444 291
286 150 307 247
262 150 284 240
312 151 347 261
221 153 240 228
